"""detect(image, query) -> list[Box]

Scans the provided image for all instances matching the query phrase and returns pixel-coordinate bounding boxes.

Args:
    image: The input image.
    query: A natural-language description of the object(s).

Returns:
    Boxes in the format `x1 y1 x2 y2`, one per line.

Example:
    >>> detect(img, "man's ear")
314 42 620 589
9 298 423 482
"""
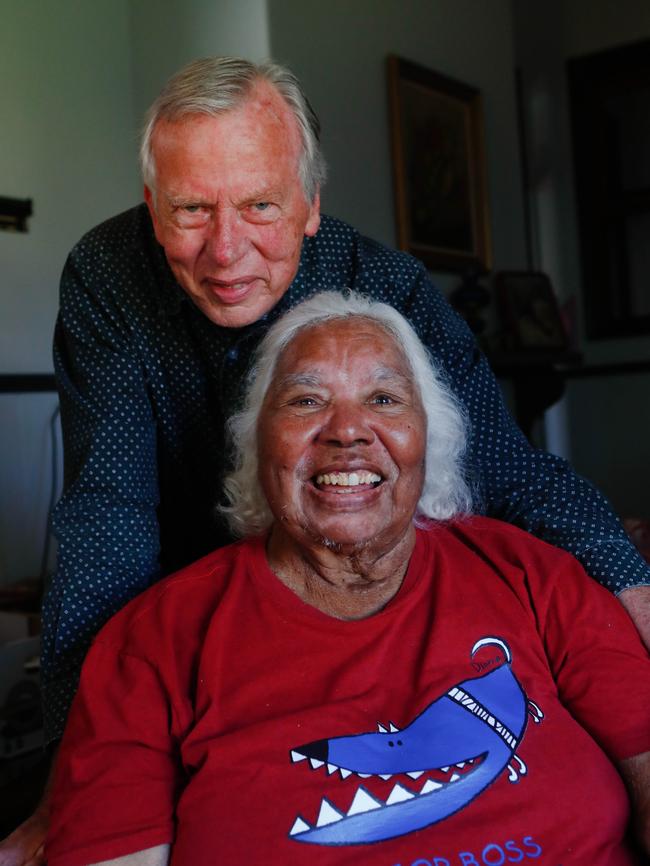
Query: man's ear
305 188 321 237
144 185 164 244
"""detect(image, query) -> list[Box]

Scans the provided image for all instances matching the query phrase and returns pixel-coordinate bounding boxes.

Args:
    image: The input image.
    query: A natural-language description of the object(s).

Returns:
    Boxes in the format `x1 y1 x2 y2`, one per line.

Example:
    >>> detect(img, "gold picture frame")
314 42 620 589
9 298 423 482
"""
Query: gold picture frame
387 55 492 273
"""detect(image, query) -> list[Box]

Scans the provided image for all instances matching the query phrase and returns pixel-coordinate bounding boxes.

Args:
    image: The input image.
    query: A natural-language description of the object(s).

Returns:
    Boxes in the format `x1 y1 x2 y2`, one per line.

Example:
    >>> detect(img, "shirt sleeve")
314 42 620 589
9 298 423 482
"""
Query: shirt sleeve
45 640 178 866
538 551 650 762
41 247 161 744
404 262 650 595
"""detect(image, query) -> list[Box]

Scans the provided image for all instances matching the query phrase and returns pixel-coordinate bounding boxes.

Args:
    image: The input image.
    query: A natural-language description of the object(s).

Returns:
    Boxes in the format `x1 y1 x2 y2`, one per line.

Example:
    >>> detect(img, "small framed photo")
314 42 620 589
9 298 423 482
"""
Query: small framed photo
387 55 492 273
495 271 569 351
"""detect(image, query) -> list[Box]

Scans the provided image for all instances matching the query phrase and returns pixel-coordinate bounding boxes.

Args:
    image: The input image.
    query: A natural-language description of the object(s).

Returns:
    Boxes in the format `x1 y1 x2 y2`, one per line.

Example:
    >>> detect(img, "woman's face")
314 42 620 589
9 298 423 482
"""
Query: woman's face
257 319 426 554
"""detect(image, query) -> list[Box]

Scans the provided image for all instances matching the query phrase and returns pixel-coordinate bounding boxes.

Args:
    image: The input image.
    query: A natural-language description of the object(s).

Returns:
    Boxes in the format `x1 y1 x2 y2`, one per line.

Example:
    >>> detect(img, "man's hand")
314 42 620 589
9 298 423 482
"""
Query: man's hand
618 751 650 857
0 803 48 866
0 745 56 866
618 585 650 652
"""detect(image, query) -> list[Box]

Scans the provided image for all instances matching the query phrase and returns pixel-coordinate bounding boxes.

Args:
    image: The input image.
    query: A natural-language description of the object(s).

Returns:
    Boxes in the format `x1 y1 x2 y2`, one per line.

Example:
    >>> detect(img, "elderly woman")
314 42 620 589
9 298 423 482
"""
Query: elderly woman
47 292 649 866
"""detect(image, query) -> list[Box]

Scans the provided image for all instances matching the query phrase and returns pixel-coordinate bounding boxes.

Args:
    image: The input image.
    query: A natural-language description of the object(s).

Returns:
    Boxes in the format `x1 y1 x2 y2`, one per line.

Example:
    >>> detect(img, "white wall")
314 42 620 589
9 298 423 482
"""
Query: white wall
129 0 270 123
268 0 528 295
1 0 140 584
0 0 141 374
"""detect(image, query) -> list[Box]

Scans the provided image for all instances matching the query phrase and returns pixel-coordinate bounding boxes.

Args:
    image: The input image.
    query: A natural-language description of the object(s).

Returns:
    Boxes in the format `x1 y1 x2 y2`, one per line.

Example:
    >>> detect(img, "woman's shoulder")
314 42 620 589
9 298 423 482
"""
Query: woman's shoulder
94 536 264 652
418 515 579 576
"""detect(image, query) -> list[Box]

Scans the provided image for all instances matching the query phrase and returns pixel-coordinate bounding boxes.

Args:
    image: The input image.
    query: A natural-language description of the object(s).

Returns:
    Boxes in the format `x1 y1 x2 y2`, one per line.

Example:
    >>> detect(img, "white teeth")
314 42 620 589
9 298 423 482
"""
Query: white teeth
386 783 415 805
441 766 450 773
291 750 307 763
290 757 476 835
389 722 400 732
310 758 324 769
456 762 466 768
316 471 382 487
378 774 393 780
316 799 344 827
289 816 310 836
347 787 382 816
377 723 387 733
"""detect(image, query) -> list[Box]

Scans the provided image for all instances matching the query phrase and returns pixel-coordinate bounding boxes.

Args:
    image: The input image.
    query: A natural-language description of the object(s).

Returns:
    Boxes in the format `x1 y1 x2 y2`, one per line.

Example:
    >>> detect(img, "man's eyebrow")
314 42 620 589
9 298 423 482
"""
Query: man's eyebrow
240 187 284 206
166 194 208 208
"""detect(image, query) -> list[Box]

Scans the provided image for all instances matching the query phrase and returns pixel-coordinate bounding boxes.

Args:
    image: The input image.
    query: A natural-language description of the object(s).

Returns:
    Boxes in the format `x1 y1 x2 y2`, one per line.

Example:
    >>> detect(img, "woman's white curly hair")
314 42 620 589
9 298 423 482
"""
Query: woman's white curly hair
220 291 473 537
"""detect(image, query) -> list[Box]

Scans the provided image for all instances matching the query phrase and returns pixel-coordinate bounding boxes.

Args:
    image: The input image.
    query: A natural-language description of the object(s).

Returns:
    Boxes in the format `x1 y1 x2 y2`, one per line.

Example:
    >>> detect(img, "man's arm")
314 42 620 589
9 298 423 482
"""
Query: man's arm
42 246 161 745
392 262 650 640
619 586 650 650
618 751 650 857
89 845 170 866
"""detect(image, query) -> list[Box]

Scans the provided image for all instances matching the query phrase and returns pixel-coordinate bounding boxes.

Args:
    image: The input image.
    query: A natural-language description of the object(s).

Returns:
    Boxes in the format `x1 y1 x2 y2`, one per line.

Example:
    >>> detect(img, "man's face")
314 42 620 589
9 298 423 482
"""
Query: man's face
145 82 321 328
257 319 427 555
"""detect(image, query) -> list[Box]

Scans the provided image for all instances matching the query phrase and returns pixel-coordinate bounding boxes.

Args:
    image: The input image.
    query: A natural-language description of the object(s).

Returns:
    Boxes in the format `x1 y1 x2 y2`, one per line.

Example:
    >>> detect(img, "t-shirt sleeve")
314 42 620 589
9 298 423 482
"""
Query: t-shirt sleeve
46 639 179 866
538 551 650 762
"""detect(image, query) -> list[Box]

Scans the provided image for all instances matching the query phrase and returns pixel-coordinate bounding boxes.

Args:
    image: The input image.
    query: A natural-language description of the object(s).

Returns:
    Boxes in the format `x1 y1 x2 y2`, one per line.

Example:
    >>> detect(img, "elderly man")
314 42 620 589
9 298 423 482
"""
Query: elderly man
1 55 649 866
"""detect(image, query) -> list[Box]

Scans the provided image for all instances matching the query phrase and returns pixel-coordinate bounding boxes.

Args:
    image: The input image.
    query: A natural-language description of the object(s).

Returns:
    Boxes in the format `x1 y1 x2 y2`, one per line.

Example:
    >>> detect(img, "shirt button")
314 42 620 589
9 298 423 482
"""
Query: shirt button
226 348 238 361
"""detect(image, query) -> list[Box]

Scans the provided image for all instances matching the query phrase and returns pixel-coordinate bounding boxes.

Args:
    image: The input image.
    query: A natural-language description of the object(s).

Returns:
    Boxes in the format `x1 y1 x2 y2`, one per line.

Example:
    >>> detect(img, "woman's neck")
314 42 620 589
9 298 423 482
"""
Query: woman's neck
266 524 416 620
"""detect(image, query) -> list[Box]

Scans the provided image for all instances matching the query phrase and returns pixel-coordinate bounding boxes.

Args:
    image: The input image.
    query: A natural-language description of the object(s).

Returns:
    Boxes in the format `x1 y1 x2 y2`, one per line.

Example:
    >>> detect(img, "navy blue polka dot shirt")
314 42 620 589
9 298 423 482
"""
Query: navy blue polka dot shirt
43 205 650 743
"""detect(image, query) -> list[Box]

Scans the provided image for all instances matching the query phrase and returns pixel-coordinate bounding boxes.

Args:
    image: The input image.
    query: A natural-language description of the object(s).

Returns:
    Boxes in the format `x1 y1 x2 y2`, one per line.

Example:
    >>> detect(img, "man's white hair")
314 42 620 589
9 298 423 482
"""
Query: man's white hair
221 291 472 537
140 56 326 203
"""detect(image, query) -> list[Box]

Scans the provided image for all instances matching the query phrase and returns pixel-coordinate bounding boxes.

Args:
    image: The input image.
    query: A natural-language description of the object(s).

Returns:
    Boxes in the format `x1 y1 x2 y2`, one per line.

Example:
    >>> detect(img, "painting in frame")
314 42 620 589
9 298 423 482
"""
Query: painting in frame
387 55 492 273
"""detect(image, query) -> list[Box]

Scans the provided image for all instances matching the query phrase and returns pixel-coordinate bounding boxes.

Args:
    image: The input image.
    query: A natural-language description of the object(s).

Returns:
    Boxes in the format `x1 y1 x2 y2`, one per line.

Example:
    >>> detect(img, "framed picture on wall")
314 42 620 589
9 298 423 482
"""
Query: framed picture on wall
387 55 492 273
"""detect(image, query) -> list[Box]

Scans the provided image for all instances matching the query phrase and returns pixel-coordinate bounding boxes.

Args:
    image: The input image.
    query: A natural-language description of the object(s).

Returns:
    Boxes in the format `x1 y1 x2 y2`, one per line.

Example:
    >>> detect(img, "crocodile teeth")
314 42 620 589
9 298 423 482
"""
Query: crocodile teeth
347 787 382 815
289 816 310 836
289 761 477 837
421 779 443 794
316 799 344 827
386 783 415 805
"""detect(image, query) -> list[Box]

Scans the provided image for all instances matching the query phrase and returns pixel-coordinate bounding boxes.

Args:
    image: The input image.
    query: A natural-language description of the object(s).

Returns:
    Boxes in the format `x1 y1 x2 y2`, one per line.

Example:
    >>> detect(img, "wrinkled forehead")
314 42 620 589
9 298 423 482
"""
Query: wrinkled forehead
151 79 303 156
272 316 417 386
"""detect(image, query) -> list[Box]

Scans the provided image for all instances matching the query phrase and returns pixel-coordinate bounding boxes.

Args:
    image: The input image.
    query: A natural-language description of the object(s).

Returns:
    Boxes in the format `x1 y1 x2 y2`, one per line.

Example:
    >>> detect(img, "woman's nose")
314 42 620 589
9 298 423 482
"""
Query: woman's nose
318 403 375 447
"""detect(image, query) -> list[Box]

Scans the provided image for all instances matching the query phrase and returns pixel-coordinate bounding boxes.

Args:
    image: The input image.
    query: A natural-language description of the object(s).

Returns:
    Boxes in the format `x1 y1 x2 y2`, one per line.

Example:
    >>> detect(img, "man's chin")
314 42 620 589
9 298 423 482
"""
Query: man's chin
194 291 278 329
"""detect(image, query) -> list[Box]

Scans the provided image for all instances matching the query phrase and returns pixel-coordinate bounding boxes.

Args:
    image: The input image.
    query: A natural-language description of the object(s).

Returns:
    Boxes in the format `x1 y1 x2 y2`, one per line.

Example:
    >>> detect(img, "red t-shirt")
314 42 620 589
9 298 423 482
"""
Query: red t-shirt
47 518 650 866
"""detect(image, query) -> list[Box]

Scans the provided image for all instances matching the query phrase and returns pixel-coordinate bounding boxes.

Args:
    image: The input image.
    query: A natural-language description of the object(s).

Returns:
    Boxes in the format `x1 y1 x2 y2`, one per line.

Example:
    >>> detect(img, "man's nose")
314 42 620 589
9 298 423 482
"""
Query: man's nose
319 403 375 447
206 208 246 267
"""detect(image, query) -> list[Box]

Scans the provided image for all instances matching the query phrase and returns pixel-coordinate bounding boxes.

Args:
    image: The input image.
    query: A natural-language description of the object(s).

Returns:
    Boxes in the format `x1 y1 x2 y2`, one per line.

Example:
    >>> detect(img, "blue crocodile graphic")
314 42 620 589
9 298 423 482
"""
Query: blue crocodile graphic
288 637 543 845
